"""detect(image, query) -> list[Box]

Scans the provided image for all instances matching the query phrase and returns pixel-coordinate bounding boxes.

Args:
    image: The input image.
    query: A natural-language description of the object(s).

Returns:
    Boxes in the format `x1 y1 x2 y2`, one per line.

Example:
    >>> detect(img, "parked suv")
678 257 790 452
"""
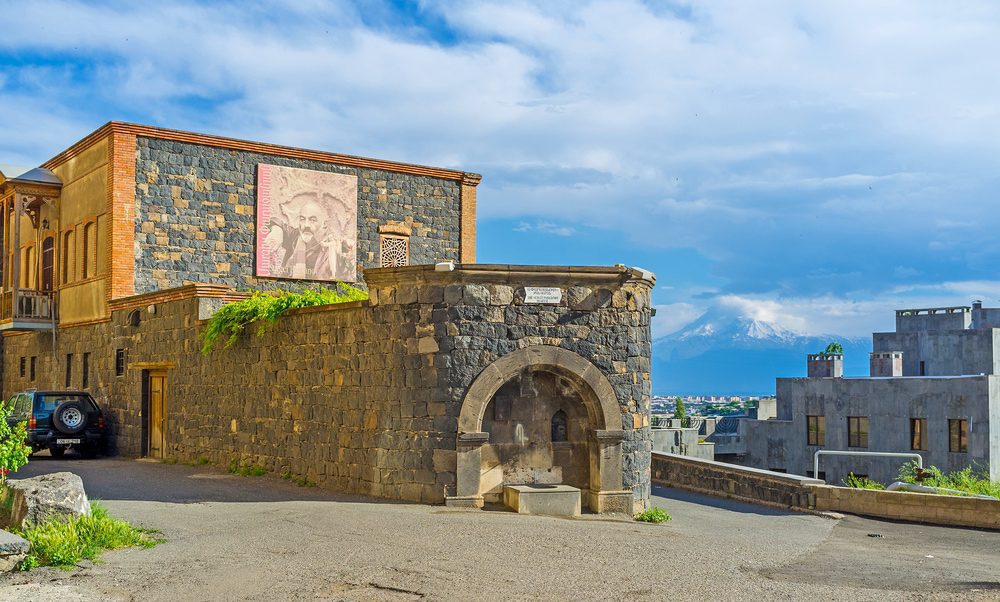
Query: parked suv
4 390 107 458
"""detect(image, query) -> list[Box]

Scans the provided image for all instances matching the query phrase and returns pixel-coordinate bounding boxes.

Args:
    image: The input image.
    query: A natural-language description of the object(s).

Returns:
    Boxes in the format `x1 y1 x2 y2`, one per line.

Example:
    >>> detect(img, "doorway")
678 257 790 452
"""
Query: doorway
147 370 168 458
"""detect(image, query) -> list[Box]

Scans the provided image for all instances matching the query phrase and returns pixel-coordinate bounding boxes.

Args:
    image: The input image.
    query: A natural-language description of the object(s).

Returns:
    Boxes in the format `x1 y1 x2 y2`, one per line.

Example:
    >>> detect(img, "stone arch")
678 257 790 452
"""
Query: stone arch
457 345 621 434
450 345 631 513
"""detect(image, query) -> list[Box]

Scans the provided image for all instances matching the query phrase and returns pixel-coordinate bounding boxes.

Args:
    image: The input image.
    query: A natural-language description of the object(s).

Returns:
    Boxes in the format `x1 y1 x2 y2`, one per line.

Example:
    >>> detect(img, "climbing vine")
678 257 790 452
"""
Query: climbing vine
201 285 368 354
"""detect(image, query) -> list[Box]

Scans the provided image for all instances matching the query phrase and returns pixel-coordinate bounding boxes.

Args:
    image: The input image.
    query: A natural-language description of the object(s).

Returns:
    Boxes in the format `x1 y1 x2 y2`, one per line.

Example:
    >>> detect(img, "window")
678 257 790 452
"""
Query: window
910 418 928 451
769 468 787 473
82 222 97 279
919 361 926 376
379 234 409 267
115 349 126 377
62 230 75 283
807 415 825 446
82 352 91 389
848 416 869 448
30 356 36 381
551 409 568 442
65 353 73 388
949 419 968 453
21 245 35 288
19 357 25 378
41 236 54 291
805 470 827 480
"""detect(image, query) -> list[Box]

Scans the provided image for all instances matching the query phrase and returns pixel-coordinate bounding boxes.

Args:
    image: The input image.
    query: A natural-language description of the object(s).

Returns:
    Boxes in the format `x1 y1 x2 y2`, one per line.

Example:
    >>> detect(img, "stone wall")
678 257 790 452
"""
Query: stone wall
133 137 463 294
2 265 653 508
650 452 821 510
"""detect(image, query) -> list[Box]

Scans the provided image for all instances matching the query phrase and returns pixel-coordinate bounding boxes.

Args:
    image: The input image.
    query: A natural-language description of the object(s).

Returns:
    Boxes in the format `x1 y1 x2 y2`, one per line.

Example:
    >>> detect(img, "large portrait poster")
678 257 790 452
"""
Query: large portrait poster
256 164 358 282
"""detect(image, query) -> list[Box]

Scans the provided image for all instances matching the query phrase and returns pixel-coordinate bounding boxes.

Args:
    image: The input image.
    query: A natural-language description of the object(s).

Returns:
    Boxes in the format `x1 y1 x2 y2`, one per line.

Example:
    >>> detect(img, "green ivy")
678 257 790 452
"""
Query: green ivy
201 285 368 354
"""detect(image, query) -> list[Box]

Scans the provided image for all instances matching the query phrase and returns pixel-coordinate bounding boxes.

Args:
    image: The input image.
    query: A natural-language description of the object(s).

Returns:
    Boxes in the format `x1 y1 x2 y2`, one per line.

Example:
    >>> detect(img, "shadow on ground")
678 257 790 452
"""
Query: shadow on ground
15 454 406 505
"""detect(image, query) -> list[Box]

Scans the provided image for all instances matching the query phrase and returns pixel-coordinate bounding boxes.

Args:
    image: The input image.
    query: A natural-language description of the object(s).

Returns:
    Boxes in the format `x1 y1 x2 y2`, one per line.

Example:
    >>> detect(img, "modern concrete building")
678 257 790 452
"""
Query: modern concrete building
715 303 1000 485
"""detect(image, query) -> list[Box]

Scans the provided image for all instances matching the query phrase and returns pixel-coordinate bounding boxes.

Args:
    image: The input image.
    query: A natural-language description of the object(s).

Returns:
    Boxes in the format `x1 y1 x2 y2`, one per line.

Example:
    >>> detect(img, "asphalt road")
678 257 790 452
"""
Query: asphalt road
2 454 998 601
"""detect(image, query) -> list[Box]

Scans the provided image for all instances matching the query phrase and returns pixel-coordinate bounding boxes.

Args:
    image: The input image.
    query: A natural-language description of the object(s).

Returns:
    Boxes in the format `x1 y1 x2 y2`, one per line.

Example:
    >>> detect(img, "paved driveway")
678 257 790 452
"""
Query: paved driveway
2 455 998 601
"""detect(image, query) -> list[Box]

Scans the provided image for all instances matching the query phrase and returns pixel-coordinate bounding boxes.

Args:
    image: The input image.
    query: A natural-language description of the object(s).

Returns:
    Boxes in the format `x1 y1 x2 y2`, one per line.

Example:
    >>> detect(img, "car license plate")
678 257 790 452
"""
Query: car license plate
56 439 81 445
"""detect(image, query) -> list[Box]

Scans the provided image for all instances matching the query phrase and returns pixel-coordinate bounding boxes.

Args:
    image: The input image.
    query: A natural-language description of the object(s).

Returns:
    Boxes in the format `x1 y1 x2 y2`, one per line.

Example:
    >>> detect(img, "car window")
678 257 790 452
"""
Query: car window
16 394 31 417
35 394 98 413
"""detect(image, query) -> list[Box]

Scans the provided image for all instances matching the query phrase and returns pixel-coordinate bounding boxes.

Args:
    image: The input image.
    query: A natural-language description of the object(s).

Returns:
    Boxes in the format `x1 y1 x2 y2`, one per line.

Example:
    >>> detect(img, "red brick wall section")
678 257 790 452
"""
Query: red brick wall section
107 131 137 301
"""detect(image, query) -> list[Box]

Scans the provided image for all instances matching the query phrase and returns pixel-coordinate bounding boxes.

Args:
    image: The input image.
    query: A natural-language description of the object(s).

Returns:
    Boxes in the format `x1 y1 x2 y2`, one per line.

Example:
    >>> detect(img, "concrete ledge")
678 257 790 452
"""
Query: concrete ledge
444 495 485 509
504 485 581 517
587 490 634 515
811 485 1000 530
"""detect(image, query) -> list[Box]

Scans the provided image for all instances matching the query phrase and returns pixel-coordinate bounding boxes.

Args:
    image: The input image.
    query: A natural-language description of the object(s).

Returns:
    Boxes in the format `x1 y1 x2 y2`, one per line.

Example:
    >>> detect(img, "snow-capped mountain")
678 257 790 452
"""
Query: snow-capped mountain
653 305 870 395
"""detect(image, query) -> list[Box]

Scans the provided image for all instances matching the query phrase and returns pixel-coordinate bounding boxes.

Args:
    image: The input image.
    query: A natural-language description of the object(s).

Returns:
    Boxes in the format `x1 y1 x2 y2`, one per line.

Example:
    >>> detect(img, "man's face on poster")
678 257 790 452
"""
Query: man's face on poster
297 198 328 244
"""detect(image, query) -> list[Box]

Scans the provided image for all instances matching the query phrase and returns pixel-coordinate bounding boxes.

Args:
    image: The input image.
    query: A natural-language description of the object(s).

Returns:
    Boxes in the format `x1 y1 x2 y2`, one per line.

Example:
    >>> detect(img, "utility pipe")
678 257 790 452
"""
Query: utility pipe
813 450 923 483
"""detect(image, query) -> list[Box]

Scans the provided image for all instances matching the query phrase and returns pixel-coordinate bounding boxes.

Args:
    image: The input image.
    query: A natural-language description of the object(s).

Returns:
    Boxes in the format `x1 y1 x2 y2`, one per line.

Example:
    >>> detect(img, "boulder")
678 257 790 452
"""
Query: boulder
0 529 29 572
2 472 91 529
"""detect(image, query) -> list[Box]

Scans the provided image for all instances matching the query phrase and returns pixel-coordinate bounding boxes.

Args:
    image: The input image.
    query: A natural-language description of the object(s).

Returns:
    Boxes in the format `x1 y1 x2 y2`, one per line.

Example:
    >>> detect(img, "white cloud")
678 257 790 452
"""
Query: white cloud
513 221 575 236
652 302 703 338
2 0 1000 312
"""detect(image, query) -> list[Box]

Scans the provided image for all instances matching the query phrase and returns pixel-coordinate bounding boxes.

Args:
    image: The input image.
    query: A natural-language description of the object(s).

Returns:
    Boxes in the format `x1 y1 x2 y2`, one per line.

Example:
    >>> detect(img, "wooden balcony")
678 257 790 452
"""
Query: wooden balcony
0 289 56 330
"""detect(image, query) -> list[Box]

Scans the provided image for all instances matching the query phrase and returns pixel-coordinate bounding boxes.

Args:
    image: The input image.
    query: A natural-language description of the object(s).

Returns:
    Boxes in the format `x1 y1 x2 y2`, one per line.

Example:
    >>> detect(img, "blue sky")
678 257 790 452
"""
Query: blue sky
2 0 1000 338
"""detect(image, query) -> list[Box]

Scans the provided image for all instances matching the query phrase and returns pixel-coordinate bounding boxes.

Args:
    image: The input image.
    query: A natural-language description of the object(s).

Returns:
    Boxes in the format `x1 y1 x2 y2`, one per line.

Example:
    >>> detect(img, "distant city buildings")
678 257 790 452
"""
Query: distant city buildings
713 302 1000 485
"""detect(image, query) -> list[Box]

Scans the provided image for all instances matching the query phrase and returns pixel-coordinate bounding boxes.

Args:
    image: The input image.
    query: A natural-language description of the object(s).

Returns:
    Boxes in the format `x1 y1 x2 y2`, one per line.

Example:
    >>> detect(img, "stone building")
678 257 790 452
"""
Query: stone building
0 123 653 513
718 304 1000 485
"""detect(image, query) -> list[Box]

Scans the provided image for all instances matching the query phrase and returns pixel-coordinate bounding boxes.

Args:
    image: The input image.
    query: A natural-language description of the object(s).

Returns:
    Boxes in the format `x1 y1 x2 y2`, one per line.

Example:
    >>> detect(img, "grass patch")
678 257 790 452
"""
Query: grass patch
16 503 161 570
281 471 316 488
161 457 179 465
228 460 266 477
843 473 885 490
635 506 671 523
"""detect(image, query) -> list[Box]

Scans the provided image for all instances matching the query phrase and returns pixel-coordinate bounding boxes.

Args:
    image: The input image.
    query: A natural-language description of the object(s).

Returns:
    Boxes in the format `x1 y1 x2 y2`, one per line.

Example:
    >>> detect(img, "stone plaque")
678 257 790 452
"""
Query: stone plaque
524 287 562 304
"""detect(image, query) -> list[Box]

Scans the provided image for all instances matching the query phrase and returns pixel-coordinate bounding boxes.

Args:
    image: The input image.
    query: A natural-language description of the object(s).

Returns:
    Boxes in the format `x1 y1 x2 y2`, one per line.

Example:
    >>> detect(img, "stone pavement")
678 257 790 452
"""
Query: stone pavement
1 456 998 601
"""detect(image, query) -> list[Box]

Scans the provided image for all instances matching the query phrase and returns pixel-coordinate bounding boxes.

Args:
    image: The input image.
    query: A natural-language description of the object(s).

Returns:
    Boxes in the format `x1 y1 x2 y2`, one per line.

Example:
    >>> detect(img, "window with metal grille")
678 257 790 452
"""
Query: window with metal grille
379 235 409 268
848 416 868 448
806 415 825 446
66 353 73 388
115 349 126 377
82 352 91 389
30 356 36 381
19 357 25 378
949 419 968 453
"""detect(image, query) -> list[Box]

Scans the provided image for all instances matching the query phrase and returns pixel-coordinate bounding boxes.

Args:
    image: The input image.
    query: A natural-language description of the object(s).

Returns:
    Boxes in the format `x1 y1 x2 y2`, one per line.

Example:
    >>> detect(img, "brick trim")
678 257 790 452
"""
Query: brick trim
460 173 481 264
107 131 137 301
108 282 250 313
44 122 483 184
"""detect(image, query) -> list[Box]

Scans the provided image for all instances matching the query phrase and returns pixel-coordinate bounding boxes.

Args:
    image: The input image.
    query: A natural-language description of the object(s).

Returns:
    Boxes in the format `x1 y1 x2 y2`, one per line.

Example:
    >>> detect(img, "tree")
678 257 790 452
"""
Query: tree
674 397 687 426
823 341 843 355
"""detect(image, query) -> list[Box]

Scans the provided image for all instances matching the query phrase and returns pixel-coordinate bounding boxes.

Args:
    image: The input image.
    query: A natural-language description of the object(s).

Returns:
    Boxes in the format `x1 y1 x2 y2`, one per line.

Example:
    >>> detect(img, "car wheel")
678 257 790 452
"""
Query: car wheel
53 401 89 435
49 446 66 459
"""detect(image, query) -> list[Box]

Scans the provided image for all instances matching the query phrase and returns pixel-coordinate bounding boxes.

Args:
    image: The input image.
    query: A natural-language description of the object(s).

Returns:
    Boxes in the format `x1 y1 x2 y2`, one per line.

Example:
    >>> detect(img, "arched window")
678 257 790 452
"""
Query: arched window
551 409 568 442
62 230 75 284
82 221 97 279
41 237 54 291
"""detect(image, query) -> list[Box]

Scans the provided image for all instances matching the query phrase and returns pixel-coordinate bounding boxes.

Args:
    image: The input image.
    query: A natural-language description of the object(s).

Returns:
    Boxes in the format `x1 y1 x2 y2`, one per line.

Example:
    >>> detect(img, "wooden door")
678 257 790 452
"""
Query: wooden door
148 371 167 458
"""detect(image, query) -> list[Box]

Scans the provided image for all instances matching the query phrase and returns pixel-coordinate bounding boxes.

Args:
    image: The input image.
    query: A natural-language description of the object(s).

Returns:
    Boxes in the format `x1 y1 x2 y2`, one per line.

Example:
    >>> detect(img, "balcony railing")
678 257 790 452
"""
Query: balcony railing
0 289 57 327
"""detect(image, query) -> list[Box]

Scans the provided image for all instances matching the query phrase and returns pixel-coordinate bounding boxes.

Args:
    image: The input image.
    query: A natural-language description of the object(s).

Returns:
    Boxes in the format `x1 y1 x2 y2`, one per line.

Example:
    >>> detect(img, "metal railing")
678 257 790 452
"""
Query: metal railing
813 450 922 483
0 289 56 321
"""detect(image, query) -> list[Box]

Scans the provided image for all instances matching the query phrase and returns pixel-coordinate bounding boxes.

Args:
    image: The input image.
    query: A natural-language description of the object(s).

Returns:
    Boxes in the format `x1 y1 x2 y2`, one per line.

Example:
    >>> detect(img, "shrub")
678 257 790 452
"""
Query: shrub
16 503 160 570
843 473 885 490
201 285 368 353
635 506 671 523
0 400 31 485
228 460 266 477
898 460 1000 498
